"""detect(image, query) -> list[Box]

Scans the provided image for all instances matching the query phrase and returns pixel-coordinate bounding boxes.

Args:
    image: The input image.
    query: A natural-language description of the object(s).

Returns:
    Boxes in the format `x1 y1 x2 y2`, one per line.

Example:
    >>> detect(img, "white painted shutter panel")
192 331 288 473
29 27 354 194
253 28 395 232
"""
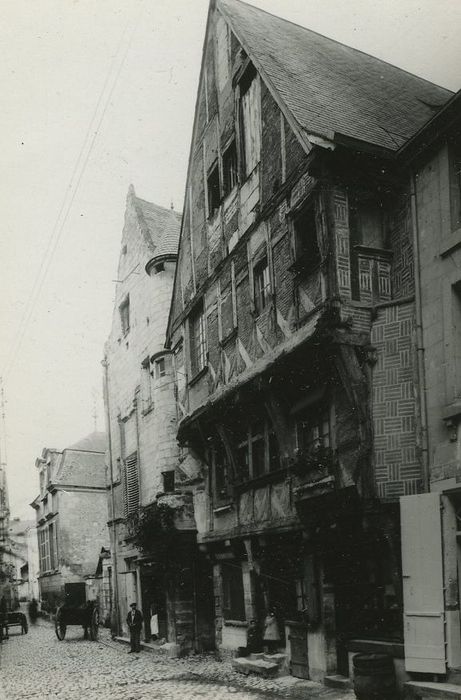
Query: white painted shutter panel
400 492 446 673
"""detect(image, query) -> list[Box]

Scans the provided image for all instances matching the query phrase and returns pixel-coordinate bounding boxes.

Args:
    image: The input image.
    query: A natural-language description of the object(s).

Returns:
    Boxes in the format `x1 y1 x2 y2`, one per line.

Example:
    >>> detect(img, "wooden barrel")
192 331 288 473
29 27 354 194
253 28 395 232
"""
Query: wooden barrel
353 653 396 700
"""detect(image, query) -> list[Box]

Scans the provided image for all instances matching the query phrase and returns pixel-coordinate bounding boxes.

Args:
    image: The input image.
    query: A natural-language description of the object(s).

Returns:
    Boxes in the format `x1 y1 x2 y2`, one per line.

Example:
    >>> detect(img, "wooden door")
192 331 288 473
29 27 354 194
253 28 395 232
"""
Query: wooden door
401 492 447 674
288 622 309 679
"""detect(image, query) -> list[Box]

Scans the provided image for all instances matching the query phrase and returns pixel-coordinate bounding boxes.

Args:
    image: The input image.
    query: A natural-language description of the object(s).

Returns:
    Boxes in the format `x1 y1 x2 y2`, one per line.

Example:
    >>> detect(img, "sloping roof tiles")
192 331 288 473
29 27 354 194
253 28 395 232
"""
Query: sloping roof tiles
67 431 107 453
218 0 453 152
55 449 106 489
133 193 182 255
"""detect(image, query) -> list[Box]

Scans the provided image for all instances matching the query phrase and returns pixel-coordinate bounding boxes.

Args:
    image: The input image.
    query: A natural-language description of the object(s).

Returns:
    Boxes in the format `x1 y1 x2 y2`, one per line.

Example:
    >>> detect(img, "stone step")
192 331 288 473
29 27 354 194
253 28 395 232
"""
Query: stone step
448 670 461 685
325 674 352 690
405 681 461 699
263 653 286 666
232 657 279 678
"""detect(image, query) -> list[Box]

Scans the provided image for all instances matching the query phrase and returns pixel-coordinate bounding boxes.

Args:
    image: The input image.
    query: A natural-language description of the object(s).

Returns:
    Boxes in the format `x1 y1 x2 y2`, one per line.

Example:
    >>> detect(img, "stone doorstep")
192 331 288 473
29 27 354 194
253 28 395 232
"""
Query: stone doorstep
232 657 279 678
405 681 461 699
114 635 180 658
324 674 353 690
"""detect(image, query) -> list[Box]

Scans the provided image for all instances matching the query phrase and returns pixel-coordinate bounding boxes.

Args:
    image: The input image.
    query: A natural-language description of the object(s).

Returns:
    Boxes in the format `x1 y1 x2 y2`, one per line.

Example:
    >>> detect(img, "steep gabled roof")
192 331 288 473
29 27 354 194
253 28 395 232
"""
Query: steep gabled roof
218 0 453 152
129 185 182 255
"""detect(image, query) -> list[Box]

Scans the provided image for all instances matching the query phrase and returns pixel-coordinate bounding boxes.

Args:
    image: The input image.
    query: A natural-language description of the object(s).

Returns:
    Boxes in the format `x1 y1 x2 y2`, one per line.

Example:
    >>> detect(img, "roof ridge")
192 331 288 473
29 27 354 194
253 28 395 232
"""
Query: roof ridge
219 0 453 94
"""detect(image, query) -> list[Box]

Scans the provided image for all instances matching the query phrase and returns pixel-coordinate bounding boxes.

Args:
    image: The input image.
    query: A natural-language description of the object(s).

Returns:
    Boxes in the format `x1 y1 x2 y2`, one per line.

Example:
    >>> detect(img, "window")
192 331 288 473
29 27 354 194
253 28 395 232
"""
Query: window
296 405 330 453
141 357 153 412
38 525 54 572
189 303 207 376
212 438 231 502
450 141 461 232
222 561 245 621
253 258 271 315
155 357 166 378
207 162 221 218
119 296 130 336
223 140 238 197
162 471 175 493
123 452 139 517
293 206 320 273
349 196 385 249
235 417 280 481
239 66 261 177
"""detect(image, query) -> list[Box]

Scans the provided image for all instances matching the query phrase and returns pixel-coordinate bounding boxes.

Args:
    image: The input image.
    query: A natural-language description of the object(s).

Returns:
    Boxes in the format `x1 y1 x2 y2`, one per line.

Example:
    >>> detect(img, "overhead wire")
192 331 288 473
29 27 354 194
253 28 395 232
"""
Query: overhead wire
2 2 144 381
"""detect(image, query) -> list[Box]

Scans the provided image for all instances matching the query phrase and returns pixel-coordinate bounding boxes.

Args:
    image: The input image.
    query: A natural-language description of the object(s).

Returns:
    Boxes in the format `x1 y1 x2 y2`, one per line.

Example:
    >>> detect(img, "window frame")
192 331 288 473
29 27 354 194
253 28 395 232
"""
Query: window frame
221 561 246 622
291 204 321 276
189 302 207 378
253 257 271 315
222 139 238 198
295 403 331 454
207 161 221 219
235 418 280 482
238 65 261 179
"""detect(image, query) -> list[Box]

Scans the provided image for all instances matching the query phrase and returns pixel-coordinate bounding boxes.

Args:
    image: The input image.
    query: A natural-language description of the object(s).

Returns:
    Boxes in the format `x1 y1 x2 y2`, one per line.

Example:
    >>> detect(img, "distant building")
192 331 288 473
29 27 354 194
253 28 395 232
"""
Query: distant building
102 186 187 645
5 517 35 601
31 431 109 611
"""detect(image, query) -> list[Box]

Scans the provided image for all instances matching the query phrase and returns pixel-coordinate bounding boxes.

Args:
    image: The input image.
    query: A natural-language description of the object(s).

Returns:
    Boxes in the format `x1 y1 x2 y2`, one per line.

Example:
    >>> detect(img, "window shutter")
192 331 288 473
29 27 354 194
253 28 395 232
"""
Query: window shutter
124 452 139 516
400 492 446 674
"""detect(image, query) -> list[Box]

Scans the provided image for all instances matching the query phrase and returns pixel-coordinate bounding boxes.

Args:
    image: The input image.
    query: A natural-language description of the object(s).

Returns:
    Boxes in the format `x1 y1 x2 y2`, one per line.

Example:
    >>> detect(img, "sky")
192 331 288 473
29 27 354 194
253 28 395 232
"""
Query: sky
1 0 461 519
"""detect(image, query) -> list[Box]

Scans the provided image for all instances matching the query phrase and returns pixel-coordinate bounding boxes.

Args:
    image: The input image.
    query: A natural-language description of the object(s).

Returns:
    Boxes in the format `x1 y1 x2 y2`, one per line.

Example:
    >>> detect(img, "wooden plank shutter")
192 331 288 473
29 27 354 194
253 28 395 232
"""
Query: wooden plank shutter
400 492 447 673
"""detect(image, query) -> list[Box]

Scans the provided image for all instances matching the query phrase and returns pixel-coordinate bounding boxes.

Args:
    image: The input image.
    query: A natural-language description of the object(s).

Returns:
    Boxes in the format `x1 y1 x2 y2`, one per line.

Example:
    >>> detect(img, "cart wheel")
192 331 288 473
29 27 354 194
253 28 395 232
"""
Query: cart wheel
89 607 99 641
22 616 28 634
55 607 66 640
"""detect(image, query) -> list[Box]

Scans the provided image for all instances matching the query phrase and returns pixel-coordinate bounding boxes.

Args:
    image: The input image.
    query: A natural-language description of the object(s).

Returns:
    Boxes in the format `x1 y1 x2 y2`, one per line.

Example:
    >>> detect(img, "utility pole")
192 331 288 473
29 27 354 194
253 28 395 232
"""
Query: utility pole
0 378 10 586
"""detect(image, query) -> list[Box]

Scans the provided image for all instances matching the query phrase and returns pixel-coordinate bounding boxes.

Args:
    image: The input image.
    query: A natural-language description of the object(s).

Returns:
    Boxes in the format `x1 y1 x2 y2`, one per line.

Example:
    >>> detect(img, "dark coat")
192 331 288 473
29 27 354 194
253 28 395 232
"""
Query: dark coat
126 608 143 630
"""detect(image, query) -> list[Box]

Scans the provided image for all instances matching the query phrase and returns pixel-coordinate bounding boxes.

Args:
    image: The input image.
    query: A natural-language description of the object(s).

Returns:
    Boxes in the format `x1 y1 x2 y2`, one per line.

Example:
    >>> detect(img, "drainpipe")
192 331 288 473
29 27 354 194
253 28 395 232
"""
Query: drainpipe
410 174 430 492
102 355 121 636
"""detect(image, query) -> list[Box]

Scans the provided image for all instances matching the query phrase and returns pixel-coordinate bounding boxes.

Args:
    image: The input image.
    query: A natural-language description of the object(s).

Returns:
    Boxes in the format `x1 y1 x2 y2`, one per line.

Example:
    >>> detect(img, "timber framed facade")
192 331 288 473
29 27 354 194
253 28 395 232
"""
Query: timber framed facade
165 0 456 685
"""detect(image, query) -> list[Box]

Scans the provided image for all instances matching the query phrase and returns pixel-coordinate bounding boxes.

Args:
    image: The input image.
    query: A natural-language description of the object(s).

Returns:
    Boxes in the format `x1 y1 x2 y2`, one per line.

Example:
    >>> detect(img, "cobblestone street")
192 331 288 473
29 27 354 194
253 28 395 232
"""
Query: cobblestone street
0 618 354 700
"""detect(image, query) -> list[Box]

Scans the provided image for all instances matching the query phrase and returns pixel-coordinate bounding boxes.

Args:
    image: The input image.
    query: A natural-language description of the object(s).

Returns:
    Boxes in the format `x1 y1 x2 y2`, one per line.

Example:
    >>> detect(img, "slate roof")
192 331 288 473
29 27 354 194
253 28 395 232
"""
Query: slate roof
55 451 106 488
132 189 182 256
218 0 453 152
67 431 107 453
54 431 107 489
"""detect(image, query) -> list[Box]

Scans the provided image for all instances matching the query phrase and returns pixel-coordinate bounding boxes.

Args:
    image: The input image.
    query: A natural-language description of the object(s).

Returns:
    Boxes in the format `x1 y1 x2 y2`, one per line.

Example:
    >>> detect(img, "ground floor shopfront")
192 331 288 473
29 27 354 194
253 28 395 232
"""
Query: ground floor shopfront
199 494 403 684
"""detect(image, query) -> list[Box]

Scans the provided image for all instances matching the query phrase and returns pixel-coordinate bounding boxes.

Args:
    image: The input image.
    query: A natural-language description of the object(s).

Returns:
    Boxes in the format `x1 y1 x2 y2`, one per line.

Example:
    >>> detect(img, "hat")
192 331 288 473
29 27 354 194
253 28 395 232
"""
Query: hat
130 602 137 608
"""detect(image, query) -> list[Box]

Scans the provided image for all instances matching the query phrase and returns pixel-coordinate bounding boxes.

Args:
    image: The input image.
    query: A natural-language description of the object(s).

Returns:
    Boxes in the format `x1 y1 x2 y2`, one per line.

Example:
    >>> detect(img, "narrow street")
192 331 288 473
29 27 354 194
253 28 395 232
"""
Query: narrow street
0 617 353 700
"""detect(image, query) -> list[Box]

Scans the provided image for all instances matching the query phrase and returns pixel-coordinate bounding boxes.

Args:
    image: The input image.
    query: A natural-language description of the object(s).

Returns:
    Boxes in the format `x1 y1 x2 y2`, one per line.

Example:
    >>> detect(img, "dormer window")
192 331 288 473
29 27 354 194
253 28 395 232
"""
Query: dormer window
155 357 166 378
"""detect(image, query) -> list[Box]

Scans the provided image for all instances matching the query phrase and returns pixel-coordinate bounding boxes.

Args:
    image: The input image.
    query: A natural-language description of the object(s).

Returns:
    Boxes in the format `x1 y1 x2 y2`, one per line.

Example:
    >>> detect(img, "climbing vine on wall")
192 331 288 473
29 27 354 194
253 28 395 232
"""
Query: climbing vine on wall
132 501 182 579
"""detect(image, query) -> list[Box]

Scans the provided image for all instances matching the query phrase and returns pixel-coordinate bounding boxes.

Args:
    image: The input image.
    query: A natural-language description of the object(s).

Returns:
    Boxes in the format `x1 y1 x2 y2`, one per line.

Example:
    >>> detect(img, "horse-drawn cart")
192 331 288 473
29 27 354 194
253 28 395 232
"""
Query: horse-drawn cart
54 583 99 641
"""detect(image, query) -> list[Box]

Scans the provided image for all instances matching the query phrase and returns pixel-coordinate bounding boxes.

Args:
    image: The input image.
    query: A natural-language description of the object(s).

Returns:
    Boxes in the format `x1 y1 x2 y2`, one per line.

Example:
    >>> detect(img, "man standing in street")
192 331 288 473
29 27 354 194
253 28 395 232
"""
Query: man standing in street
126 602 143 653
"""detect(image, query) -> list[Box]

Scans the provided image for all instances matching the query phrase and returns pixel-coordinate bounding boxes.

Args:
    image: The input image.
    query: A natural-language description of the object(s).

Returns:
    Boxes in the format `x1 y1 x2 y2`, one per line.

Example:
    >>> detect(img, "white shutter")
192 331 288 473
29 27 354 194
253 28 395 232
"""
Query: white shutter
400 492 446 673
